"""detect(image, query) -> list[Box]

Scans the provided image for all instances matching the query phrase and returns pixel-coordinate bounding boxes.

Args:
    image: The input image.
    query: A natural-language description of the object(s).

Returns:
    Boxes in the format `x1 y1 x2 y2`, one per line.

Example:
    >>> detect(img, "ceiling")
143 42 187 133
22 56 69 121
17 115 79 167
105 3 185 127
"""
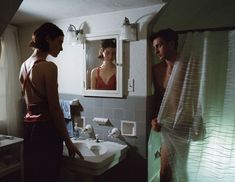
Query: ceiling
11 0 163 25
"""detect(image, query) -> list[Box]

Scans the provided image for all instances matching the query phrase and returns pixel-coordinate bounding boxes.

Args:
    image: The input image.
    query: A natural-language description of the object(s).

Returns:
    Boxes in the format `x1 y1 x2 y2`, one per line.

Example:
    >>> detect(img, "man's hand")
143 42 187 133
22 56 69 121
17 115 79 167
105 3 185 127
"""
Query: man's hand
151 117 161 132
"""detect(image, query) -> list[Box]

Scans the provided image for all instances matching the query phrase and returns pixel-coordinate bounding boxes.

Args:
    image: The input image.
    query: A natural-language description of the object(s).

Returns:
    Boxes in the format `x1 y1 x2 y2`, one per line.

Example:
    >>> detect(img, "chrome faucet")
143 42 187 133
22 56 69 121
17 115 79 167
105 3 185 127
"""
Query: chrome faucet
74 122 81 140
108 128 121 138
82 124 93 134
95 134 100 143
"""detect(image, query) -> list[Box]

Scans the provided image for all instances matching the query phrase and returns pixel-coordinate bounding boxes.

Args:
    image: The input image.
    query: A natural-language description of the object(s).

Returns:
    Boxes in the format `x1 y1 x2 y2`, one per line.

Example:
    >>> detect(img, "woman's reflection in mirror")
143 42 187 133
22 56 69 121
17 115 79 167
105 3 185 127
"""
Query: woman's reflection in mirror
90 39 116 90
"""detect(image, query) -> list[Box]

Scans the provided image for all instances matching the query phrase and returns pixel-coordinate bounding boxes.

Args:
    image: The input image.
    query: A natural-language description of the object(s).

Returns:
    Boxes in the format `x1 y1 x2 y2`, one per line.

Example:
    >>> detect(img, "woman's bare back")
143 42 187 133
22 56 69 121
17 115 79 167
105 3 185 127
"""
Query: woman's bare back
19 58 58 105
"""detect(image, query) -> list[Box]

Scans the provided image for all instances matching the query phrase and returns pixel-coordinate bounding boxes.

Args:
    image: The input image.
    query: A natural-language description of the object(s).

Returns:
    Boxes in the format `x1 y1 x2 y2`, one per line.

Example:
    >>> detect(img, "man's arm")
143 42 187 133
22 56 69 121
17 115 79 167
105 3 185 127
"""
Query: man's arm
151 65 165 132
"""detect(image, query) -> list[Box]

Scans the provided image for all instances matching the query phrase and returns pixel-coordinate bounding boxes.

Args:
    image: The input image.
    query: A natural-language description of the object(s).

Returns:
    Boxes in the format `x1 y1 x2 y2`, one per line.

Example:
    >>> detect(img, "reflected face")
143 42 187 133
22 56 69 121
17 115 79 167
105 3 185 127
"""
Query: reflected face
102 47 116 61
152 37 171 61
48 36 64 57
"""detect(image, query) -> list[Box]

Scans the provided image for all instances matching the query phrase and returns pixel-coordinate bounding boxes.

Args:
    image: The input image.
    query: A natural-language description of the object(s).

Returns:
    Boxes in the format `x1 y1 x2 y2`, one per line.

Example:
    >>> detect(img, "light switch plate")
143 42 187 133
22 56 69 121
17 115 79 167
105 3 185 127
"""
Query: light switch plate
128 78 134 92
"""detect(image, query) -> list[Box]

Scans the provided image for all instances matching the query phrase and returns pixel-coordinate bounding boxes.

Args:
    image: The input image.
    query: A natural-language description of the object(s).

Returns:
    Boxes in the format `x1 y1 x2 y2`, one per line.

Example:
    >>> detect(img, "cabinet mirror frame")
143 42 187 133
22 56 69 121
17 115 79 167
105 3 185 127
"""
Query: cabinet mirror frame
82 32 123 97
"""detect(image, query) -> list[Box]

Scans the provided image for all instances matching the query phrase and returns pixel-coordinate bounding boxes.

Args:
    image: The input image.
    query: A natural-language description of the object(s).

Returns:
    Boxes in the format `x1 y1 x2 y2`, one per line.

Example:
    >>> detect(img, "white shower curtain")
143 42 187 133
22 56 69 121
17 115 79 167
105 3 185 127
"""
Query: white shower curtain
0 25 22 136
148 30 235 182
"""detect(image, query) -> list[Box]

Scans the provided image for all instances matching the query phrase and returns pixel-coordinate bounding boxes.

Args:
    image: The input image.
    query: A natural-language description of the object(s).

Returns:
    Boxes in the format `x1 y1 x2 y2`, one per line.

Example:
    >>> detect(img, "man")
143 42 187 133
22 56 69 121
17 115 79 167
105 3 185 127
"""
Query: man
150 28 178 182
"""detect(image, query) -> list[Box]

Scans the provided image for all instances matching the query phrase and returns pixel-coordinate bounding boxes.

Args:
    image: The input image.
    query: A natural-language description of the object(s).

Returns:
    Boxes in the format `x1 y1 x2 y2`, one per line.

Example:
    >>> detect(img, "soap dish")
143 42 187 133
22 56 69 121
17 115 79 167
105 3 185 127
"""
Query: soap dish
121 120 136 136
93 117 109 125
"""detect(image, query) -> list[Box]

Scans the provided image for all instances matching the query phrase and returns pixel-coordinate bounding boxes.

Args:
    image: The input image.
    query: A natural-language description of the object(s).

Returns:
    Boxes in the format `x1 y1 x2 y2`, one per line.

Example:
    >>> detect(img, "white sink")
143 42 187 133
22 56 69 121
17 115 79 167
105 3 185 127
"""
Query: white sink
62 139 128 176
75 142 107 157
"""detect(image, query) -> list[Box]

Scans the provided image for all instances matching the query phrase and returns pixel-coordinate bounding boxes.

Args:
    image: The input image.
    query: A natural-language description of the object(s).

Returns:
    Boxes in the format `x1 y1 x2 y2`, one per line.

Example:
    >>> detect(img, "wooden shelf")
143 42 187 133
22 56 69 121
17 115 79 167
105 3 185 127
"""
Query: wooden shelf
0 163 21 178
0 136 23 181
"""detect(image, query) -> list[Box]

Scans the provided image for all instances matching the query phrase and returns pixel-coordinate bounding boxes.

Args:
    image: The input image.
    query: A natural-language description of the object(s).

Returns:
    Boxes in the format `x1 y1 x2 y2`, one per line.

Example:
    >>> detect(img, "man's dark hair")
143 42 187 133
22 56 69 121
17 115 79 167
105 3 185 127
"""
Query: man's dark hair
150 28 178 49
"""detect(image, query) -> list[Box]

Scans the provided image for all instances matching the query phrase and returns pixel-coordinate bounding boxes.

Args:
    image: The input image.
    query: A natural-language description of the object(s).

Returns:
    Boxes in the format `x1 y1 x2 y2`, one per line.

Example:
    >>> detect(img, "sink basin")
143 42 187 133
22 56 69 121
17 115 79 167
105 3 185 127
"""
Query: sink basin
62 139 128 176
75 142 107 157
63 141 108 159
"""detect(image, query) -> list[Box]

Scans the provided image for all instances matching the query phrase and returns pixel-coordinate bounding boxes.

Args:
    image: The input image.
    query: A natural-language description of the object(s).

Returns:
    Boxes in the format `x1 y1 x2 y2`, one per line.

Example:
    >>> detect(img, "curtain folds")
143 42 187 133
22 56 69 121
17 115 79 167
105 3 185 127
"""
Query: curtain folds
0 25 22 136
148 30 235 182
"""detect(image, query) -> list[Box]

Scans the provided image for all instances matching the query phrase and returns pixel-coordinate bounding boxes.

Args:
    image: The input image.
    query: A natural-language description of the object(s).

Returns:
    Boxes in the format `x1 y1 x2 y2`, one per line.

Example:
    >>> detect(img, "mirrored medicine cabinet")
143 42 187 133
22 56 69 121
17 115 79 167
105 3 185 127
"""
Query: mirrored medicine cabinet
82 32 123 97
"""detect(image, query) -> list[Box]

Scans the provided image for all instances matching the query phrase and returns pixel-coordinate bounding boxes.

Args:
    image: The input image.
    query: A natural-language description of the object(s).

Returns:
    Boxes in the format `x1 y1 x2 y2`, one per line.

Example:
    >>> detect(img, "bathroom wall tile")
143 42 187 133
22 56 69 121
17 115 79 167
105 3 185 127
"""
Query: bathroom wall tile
82 106 94 119
110 99 125 109
123 99 135 112
123 110 135 120
134 109 146 122
102 107 113 120
81 100 91 110
123 136 138 145
94 98 104 108
103 100 114 110
136 122 146 135
112 108 124 121
94 106 103 118
135 98 146 108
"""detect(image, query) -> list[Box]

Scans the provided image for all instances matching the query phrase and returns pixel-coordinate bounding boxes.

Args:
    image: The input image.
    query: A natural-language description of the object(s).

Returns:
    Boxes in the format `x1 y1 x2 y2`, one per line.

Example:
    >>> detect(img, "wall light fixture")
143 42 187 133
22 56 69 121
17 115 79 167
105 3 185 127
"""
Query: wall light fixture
66 23 85 45
120 17 137 41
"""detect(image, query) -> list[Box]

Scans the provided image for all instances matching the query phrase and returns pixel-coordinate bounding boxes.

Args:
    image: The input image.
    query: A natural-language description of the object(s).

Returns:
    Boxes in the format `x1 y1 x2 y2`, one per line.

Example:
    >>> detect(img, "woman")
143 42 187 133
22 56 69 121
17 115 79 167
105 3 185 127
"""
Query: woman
19 22 83 182
90 39 116 90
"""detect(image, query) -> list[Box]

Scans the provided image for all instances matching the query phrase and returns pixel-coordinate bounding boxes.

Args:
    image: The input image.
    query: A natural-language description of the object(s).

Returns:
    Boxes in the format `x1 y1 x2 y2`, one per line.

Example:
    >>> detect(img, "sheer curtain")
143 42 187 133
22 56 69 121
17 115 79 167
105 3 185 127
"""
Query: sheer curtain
148 30 235 182
0 25 22 136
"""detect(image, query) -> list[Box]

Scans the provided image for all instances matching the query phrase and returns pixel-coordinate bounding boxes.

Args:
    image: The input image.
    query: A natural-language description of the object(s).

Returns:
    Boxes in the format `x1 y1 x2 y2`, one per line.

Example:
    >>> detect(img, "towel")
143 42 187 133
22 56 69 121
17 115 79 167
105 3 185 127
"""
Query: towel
59 100 71 119
65 119 74 137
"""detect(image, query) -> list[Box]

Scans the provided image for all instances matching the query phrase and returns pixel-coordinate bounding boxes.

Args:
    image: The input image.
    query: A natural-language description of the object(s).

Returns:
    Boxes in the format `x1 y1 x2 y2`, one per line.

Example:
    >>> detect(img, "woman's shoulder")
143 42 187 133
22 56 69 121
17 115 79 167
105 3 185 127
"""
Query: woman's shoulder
32 61 57 77
91 67 99 73
44 61 56 67
38 61 57 68
43 62 58 75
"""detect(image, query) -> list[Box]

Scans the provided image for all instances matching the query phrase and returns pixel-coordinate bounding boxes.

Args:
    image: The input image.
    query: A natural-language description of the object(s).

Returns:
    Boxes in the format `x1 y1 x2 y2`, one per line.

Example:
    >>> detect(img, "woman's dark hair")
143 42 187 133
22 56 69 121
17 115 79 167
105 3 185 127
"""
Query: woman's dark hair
150 28 178 49
98 39 116 59
29 22 64 52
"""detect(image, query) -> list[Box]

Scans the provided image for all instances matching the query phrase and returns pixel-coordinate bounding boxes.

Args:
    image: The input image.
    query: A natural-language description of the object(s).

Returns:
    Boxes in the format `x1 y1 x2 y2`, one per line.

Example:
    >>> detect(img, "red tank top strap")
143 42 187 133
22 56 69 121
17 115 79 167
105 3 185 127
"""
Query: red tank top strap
97 67 101 77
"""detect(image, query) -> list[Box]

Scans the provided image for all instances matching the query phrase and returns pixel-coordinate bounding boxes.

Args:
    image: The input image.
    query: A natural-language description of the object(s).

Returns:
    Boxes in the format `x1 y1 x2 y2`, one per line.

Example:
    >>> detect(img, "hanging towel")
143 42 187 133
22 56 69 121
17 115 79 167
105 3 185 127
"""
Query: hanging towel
59 100 71 119
65 119 74 137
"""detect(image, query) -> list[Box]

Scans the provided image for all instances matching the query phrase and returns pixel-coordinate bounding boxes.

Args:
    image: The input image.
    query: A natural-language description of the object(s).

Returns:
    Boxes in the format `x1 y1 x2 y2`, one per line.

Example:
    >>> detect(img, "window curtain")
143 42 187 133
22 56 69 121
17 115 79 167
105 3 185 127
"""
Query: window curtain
0 25 22 136
148 30 235 182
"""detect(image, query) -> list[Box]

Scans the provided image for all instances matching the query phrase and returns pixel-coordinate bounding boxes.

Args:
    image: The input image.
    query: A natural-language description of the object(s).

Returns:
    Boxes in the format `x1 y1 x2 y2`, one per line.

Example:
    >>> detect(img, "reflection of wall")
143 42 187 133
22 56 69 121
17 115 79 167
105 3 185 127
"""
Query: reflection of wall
86 40 100 71
86 40 103 89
